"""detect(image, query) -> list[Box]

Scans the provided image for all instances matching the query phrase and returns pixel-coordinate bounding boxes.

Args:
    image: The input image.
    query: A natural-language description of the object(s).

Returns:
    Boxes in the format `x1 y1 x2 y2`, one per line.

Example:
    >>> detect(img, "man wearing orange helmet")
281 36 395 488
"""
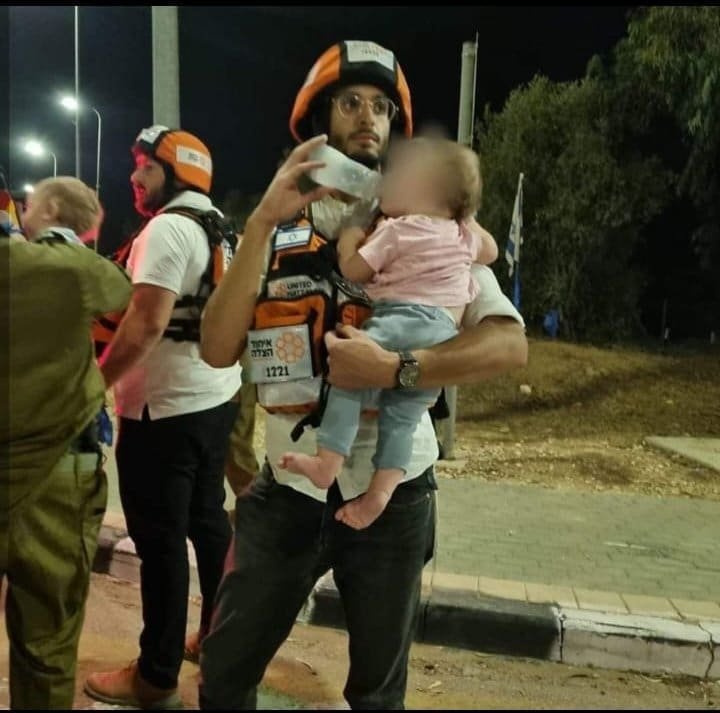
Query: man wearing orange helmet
84 126 242 709
199 41 527 709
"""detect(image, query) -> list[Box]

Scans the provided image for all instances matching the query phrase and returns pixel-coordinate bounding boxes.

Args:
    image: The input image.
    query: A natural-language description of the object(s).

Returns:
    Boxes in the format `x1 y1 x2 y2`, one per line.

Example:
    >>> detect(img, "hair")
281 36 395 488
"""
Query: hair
411 137 483 220
32 176 101 235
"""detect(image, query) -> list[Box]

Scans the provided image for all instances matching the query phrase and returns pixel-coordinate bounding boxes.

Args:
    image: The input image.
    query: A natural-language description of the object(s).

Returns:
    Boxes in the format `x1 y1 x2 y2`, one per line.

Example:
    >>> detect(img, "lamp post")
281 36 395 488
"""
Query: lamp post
23 139 57 177
60 95 102 196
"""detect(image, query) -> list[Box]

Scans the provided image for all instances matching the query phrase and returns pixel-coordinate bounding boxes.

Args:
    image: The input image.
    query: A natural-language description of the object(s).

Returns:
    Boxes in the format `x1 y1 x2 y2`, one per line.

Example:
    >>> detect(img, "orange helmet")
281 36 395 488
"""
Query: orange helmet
132 125 213 194
290 41 413 142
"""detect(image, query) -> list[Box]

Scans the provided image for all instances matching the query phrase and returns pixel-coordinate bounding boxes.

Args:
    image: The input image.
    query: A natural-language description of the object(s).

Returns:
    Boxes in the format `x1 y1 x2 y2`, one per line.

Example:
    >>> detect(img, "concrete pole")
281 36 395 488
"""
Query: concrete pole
152 6 181 127
74 6 80 179
457 35 478 148
444 35 478 460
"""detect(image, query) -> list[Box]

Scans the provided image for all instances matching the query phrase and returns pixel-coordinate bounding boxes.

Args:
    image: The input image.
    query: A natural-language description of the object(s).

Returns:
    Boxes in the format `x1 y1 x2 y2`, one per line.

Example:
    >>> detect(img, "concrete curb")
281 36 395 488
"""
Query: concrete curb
423 591 562 662
92 527 719 681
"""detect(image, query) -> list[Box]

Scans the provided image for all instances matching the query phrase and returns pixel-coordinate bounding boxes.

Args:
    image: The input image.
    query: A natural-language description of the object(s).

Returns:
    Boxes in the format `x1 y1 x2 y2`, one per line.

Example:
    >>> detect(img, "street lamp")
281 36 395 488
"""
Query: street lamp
23 139 57 177
60 94 102 196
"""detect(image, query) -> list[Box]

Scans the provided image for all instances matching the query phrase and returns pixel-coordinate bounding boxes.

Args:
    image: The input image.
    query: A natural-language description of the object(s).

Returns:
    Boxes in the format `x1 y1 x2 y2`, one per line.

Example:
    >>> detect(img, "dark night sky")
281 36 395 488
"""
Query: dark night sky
7 5 632 252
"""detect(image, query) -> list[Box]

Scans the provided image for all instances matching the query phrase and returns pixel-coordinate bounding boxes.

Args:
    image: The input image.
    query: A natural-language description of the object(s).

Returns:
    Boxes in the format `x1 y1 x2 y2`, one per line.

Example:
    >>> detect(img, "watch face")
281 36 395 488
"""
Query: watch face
399 363 420 388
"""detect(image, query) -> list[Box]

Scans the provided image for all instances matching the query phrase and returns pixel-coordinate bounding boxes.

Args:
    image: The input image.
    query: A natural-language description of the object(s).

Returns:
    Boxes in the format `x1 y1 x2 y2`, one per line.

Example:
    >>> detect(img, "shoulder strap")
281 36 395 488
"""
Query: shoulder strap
162 206 212 246
162 205 236 245
36 231 68 246
160 206 236 342
161 206 232 303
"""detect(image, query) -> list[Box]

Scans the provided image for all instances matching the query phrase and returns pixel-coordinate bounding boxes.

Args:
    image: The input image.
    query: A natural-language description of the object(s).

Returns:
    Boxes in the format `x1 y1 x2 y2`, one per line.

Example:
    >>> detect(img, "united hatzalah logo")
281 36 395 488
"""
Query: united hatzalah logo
269 281 289 298
268 278 316 299
276 331 306 364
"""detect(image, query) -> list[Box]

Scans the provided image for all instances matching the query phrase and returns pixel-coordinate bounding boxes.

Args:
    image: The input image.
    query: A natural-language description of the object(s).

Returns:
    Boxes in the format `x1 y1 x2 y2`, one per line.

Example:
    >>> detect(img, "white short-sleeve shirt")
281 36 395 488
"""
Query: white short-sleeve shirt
113 191 242 420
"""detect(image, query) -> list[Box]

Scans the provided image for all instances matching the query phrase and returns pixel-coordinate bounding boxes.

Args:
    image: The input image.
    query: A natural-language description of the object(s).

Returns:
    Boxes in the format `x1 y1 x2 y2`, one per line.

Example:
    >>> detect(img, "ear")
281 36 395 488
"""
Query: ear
45 196 61 222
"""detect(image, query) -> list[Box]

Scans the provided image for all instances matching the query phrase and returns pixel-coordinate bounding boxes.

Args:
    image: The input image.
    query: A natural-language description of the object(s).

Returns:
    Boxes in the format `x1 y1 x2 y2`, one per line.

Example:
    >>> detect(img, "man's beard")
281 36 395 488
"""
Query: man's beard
136 187 167 217
330 130 387 171
347 149 381 171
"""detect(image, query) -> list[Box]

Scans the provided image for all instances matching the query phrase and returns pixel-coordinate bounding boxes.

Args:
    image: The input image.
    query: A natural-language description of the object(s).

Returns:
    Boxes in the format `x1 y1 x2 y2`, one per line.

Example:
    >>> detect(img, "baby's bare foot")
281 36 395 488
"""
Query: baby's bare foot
278 452 335 488
335 489 392 530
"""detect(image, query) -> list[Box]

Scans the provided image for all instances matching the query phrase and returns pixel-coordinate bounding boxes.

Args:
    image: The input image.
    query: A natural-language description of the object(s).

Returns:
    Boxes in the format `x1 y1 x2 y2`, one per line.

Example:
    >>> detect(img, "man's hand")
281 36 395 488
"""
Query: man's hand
326 317 528 392
251 134 334 230
325 325 398 390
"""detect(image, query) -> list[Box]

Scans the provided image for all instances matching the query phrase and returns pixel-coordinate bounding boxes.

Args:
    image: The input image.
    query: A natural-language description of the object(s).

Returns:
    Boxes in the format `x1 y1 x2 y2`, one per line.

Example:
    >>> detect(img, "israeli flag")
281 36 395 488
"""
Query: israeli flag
505 173 524 278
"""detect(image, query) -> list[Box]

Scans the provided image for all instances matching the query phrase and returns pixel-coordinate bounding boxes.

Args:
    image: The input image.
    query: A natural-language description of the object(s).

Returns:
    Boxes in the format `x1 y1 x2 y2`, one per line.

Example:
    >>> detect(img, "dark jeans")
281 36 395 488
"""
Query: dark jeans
199 462 437 710
116 400 237 690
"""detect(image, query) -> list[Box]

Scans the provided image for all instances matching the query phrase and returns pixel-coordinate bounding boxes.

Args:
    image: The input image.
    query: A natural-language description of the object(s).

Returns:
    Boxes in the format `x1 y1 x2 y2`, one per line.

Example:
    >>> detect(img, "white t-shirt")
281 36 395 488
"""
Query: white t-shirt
265 263 525 502
114 191 242 420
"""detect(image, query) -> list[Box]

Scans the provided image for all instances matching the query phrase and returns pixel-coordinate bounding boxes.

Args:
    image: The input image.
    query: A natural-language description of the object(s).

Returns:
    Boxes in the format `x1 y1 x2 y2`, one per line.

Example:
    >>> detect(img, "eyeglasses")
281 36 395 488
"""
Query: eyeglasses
331 92 398 121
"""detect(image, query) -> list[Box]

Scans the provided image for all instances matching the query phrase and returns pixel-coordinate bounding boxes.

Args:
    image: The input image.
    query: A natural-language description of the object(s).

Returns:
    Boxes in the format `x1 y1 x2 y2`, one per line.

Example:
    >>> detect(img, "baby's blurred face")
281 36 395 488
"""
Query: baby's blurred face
379 143 437 218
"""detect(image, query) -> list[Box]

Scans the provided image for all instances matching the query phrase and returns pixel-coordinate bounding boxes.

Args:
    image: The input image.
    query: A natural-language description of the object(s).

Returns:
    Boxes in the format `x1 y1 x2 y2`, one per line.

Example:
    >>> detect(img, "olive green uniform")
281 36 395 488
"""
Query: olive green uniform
0 237 131 709
224 352 260 497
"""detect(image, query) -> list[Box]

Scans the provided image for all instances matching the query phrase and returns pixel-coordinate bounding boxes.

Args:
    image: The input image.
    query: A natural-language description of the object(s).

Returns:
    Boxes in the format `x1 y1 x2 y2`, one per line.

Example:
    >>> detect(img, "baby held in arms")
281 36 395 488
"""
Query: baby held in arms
280 136 496 529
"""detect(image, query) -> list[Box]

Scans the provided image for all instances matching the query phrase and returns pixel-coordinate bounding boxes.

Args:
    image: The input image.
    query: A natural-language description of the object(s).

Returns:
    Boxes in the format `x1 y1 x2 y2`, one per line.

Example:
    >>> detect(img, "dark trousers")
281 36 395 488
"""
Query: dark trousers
199 463 437 710
116 400 237 689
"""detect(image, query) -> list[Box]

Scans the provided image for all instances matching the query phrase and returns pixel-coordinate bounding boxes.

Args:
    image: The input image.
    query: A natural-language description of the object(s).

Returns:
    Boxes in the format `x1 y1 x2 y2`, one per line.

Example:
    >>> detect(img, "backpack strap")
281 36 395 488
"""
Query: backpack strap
290 377 331 442
159 206 235 342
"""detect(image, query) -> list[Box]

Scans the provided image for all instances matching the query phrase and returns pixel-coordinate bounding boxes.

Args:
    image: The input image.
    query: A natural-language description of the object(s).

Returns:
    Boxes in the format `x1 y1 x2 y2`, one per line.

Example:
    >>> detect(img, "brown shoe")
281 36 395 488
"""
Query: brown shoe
84 660 183 709
183 630 201 664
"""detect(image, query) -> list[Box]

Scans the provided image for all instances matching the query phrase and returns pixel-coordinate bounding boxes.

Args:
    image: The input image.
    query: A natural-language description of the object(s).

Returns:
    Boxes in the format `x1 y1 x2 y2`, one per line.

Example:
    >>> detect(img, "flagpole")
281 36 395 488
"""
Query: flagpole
444 35 479 462
513 260 521 311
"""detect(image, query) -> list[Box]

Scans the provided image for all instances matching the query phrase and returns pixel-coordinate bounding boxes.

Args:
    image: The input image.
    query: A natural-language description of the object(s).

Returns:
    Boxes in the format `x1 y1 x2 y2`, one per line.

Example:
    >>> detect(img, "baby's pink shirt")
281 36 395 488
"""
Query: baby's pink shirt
357 214 479 307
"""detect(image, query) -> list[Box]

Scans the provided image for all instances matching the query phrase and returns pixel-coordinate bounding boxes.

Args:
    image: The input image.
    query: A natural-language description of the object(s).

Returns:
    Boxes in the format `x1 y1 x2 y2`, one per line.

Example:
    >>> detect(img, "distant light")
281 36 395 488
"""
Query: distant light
60 95 79 111
23 184 34 194
24 140 45 157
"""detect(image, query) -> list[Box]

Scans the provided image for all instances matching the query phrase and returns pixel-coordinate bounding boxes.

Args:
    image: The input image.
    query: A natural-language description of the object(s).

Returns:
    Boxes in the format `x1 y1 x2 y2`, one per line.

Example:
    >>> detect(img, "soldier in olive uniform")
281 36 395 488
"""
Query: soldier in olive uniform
0 177 132 709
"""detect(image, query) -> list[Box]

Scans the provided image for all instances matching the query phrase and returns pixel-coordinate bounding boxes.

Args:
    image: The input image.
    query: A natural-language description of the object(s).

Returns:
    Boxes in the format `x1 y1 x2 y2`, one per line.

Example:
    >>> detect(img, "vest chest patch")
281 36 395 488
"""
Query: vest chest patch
246 324 314 384
274 226 313 250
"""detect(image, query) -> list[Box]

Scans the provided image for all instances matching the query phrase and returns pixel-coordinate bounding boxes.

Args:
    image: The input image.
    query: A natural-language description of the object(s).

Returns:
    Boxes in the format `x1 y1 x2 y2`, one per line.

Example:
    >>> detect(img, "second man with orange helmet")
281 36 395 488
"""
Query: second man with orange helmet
84 126 242 709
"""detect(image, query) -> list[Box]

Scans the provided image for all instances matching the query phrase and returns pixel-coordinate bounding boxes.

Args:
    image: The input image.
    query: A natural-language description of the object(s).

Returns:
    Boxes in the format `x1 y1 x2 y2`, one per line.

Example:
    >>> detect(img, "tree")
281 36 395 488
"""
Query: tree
476 74 670 341
611 6 720 335
616 7 720 268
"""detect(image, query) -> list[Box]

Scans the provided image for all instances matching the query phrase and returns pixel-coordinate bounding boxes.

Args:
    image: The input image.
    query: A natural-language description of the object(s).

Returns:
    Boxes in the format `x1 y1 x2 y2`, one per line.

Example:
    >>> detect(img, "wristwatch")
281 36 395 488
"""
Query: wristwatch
396 351 421 389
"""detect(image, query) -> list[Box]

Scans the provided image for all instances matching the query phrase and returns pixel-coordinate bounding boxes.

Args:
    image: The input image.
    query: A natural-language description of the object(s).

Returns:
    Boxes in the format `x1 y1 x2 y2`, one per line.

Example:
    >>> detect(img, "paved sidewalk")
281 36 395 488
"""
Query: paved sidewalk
434 477 720 605
646 437 720 472
97 441 720 680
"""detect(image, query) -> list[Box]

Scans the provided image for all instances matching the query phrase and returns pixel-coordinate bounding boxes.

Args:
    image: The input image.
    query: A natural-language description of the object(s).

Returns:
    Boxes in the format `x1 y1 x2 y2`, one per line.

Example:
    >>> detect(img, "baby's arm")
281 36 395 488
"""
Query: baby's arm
466 217 499 265
338 226 376 284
